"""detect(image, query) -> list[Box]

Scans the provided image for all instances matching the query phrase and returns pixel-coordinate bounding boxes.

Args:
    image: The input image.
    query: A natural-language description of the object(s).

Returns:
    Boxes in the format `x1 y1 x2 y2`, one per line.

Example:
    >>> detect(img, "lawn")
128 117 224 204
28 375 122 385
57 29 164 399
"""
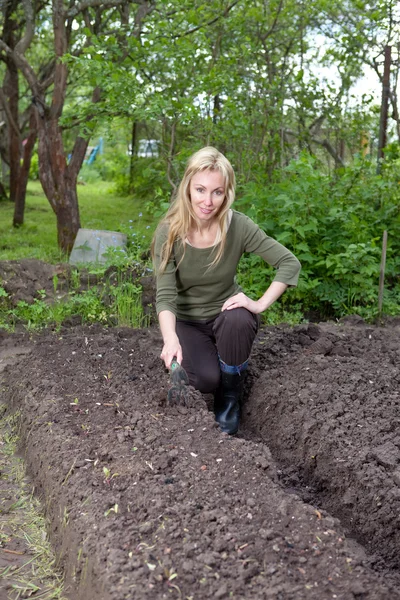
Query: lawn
0 181 155 263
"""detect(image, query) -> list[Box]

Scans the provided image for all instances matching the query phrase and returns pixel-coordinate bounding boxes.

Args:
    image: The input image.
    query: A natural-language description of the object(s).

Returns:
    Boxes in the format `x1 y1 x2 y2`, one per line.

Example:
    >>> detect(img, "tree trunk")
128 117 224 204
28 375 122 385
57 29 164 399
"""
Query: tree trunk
13 108 37 226
54 186 81 253
36 110 82 254
0 180 8 201
129 120 137 188
213 94 220 124
5 63 21 205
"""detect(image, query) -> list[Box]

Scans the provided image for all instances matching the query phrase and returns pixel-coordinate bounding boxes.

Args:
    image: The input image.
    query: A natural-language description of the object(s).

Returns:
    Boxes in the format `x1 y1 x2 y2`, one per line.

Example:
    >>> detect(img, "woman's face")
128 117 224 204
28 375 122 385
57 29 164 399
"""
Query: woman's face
189 169 226 223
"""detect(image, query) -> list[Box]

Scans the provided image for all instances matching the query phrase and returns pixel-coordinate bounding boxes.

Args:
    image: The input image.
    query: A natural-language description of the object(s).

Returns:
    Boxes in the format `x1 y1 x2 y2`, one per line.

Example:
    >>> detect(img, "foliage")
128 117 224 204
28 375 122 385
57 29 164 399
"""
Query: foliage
60 0 396 188
29 152 40 181
236 153 400 320
0 273 151 333
0 180 154 331
3 153 400 328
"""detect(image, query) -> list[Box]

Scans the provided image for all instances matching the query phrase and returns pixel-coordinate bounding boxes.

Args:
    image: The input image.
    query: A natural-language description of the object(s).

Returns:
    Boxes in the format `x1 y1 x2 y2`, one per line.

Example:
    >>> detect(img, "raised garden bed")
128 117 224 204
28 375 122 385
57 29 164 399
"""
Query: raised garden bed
1 317 400 599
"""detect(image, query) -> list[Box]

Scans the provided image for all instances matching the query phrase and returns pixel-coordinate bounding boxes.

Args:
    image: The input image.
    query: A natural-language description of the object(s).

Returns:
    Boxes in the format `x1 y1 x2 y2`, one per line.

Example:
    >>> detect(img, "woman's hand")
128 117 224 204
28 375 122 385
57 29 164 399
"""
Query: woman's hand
221 292 261 314
158 310 183 369
221 283 289 315
160 333 183 369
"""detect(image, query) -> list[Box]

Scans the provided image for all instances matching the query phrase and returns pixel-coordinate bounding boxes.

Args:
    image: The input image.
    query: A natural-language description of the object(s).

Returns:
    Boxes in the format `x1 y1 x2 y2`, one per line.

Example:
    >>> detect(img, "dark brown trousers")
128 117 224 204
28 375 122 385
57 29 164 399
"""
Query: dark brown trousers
176 308 259 394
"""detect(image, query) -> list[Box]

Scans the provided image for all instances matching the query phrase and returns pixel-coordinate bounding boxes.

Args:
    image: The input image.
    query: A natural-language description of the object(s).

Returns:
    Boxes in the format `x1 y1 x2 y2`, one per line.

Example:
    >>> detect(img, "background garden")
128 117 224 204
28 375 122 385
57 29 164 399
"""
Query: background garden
0 0 399 331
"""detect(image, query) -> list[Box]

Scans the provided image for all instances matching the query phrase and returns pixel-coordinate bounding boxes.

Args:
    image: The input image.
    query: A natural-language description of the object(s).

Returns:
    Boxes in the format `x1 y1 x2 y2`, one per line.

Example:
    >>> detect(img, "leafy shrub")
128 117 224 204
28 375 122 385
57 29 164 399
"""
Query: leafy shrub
78 163 104 184
114 157 171 201
236 153 400 320
0 223 153 332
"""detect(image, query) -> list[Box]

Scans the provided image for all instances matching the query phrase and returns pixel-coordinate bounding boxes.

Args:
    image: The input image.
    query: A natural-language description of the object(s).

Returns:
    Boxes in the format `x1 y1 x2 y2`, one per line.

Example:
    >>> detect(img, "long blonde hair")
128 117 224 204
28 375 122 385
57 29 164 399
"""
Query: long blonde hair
152 146 236 273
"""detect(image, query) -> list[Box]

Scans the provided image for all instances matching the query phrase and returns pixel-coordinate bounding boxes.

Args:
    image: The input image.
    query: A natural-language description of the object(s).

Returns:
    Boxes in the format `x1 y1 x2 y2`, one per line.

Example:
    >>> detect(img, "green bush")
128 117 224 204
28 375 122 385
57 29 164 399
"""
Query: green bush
236 153 400 320
114 157 171 202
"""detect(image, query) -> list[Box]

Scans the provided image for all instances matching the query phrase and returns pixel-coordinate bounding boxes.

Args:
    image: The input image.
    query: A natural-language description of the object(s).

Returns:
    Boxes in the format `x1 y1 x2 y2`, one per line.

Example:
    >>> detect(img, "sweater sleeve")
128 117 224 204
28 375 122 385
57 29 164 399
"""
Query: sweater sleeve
153 225 178 316
240 213 301 287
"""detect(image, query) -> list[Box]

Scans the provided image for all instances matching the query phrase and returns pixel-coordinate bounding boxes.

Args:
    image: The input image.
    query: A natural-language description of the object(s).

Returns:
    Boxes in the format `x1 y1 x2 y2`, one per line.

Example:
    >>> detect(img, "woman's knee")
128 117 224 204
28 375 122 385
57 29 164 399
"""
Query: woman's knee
213 308 258 366
215 308 258 334
191 366 220 394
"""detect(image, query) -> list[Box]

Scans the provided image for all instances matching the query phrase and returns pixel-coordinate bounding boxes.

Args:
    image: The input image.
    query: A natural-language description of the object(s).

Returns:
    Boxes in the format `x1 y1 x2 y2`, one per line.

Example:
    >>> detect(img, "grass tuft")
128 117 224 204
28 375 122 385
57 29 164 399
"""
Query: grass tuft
0 406 68 600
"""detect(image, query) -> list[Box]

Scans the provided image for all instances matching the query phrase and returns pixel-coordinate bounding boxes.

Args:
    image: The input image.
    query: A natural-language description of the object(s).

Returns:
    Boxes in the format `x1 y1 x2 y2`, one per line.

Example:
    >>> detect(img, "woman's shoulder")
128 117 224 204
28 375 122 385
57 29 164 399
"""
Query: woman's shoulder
230 210 258 229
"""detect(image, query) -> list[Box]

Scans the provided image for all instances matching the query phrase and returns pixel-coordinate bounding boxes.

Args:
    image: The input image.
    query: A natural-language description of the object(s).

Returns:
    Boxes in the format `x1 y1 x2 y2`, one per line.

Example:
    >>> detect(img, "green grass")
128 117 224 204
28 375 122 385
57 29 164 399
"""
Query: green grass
0 181 155 263
0 180 156 332
0 405 68 600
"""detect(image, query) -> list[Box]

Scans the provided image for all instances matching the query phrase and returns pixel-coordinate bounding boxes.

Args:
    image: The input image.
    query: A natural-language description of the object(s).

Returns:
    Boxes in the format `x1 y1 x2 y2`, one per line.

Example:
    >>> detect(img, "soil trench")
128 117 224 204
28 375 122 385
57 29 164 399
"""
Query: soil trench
242 320 400 577
1 319 400 599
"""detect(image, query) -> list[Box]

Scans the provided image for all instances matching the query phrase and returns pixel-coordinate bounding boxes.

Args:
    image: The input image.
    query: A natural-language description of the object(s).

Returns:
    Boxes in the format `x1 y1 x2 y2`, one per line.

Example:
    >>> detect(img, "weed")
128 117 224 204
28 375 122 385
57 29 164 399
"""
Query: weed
104 504 119 516
103 467 119 485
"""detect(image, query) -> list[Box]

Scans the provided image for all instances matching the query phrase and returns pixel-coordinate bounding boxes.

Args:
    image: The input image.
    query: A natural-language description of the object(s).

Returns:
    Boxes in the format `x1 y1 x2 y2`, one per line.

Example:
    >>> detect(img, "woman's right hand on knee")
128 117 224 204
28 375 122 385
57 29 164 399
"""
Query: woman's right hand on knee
160 334 183 369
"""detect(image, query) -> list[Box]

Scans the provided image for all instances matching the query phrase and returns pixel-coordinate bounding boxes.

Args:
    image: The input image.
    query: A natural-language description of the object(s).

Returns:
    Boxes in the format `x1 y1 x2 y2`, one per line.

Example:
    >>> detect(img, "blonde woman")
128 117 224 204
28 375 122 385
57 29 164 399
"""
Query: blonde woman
152 147 301 434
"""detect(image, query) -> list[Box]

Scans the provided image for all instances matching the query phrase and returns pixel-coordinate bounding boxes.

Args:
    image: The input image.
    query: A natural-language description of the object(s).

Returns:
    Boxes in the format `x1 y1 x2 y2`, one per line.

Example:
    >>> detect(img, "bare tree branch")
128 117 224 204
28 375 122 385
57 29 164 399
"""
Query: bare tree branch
0 39 40 95
285 127 345 167
166 120 177 195
259 0 284 42
0 87 20 139
314 138 345 167
15 0 35 55
68 85 101 180
171 0 241 39
66 0 140 19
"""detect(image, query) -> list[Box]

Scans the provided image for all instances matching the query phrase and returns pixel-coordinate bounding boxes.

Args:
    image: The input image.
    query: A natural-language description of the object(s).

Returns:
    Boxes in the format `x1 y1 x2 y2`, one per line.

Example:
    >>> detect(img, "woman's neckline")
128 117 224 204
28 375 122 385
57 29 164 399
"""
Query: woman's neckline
186 209 233 249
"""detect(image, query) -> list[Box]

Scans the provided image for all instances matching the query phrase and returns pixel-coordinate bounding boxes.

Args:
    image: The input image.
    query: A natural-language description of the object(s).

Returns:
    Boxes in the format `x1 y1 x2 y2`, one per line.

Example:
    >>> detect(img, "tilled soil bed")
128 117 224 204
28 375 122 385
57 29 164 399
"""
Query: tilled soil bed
1 318 400 599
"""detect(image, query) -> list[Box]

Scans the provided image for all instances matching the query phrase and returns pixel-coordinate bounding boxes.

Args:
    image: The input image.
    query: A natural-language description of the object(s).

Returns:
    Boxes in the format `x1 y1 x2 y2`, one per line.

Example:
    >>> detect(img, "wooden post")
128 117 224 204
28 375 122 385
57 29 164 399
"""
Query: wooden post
377 46 391 174
378 230 388 316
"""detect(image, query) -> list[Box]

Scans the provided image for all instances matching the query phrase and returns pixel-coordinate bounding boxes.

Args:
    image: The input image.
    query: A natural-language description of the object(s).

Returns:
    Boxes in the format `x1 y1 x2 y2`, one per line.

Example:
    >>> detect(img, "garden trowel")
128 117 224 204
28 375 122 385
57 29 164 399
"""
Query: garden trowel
167 358 190 406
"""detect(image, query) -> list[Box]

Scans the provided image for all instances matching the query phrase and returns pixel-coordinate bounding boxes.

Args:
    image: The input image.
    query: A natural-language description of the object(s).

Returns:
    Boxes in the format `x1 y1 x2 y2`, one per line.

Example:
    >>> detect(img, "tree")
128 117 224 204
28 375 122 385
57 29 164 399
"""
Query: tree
0 0 38 224
1 0 396 252
80 0 380 181
0 0 155 252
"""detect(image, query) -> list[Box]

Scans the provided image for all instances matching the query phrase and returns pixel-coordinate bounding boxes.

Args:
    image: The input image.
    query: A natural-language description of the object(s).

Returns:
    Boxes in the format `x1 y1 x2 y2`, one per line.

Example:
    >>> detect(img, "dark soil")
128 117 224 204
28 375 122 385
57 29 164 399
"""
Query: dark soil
1 261 400 599
1 315 400 600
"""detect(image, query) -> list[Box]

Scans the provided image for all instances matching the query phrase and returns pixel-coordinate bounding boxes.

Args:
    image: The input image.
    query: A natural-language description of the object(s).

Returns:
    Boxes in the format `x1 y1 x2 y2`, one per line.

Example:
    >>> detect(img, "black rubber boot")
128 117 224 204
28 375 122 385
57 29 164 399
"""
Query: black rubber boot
214 372 244 435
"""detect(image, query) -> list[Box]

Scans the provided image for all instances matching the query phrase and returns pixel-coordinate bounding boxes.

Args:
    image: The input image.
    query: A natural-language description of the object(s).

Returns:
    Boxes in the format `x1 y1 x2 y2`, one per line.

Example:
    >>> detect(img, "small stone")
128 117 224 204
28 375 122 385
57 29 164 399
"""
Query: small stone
116 431 125 444
256 456 270 470
370 442 400 469
350 581 366 596
182 560 194 572
308 337 333 355
307 323 321 340
259 528 275 540
215 583 228 598
197 552 218 566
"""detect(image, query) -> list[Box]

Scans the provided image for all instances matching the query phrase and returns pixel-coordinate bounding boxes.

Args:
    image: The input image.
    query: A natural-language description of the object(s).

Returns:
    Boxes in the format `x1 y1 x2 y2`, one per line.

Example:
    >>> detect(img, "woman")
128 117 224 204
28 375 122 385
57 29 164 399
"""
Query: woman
152 147 301 434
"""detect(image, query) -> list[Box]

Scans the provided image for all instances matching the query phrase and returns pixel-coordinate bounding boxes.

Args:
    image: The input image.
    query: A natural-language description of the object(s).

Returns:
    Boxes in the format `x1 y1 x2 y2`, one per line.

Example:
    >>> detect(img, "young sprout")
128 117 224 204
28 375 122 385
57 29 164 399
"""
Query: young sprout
104 504 119 517
103 466 119 484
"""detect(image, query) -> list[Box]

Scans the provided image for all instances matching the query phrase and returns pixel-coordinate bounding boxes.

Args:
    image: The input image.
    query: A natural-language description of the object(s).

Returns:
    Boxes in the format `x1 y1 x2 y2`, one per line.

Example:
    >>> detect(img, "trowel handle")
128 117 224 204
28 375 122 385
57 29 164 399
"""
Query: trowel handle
170 358 180 371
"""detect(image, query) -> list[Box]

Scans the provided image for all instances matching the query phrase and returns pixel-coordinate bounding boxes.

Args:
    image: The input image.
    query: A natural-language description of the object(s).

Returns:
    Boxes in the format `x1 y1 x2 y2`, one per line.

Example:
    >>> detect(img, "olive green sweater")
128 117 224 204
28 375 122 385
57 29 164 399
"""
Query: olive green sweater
154 210 301 320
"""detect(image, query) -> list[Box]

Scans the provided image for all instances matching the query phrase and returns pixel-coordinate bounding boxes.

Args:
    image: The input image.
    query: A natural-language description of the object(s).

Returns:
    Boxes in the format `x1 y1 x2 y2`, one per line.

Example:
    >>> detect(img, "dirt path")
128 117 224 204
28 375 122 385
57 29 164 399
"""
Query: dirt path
1 319 400 599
